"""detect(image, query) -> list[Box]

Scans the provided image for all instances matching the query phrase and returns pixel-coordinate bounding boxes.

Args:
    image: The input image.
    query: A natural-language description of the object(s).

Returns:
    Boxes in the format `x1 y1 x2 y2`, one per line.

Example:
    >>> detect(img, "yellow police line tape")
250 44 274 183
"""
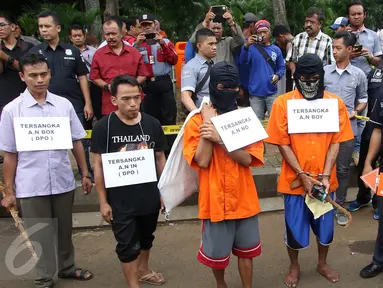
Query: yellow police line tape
84 120 270 139
355 115 370 121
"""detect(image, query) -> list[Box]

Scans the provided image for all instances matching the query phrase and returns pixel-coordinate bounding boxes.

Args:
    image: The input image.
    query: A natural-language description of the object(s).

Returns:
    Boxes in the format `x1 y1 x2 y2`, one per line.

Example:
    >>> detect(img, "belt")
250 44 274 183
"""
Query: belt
147 75 171 82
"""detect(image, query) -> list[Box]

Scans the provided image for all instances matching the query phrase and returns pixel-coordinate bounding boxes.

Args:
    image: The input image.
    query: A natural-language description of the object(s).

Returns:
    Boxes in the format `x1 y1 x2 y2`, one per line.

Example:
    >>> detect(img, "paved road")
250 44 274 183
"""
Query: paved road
0 208 382 288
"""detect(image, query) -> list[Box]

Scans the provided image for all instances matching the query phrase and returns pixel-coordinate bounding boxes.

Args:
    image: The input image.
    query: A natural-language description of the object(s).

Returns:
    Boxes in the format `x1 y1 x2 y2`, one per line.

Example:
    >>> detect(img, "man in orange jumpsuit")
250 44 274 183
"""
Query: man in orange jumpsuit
183 61 264 288
265 54 353 288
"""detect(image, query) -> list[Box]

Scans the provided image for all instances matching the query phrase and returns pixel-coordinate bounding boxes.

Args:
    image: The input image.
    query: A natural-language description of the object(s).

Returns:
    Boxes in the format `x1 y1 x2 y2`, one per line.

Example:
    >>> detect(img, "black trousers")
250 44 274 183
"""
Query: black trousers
143 75 177 156
373 196 383 266
356 132 378 209
143 75 177 125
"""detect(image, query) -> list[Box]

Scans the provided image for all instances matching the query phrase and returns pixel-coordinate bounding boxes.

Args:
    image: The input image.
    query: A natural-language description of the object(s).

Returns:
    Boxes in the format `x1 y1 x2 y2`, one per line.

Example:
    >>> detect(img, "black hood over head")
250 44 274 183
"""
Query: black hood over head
293 54 324 100
209 61 240 114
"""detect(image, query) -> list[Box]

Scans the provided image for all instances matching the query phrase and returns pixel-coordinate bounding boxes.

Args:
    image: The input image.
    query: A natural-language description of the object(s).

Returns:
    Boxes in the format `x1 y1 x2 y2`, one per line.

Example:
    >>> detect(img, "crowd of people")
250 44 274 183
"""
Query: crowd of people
1 0 383 288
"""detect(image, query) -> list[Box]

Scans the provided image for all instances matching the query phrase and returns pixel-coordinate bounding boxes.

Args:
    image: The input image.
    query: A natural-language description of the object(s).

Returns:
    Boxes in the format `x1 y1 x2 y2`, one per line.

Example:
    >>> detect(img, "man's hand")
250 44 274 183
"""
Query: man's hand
200 122 222 143
271 74 279 85
349 110 357 119
81 177 93 195
136 33 146 45
239 88 244 98
201 103 216 122
160 196 165 214
1 194 16 210
100 202 113 224
245 35 256 48
84 103 94 121
299 174 322 198
155 32 164 45
0 50 10 62
360 48 373 59
350 48 364 59
223 11 234 26
320 177 330 194
203 9 215 26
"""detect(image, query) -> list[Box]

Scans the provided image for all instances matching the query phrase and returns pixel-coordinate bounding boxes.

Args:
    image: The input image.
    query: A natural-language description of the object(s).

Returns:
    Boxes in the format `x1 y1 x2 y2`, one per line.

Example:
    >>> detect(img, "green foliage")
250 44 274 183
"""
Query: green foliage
18 1 100 41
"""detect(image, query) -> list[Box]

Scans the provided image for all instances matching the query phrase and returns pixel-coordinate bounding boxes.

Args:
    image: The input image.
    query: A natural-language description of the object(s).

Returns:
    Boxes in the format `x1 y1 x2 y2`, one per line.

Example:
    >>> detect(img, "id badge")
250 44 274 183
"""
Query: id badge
149 55 155 64
376 173 383 197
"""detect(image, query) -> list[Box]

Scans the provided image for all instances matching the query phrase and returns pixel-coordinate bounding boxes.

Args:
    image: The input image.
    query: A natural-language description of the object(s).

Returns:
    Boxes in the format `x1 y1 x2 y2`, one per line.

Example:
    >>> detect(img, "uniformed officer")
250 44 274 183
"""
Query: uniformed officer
181 28 216 112
359 64 383 279
133 13 178 126
348 66 383 220
30 10 93 177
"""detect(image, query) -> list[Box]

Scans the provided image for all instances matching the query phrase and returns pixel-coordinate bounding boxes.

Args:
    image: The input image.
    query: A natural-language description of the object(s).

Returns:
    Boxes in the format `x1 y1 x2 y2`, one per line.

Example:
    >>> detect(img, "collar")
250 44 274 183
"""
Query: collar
41 41 65 51
23 89 56 108
195 53 210 64
331 62 352 73
351 25 366 34
304 30 323 40
0 37 21 50
104 42 130 54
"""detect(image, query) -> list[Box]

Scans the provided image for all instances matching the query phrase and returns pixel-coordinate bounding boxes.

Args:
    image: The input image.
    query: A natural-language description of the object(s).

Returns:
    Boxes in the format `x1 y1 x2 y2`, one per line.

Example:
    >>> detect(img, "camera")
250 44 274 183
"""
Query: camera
252 35 264 42
211 5 228 23
145 32 156 39
311 185 327 202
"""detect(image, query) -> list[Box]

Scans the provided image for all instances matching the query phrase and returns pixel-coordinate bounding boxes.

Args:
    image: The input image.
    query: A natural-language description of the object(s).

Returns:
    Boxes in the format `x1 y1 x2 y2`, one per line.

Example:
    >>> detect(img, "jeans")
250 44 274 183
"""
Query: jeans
335 138 356 207
373 196 383 266
249 93 278 120
76 112 92 174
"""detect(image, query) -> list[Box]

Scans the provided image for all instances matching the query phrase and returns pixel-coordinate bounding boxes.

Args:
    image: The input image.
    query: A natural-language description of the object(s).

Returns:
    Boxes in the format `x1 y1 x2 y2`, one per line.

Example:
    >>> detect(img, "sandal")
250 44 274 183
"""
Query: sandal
139 270 165 286
58 268 94 281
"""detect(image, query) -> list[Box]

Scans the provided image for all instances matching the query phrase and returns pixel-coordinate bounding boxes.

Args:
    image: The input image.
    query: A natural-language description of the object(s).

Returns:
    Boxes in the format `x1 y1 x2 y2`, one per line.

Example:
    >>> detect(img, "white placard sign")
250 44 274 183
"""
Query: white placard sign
14 117 73 152
211 107 268 152
287 99 339 134
101 149 157 188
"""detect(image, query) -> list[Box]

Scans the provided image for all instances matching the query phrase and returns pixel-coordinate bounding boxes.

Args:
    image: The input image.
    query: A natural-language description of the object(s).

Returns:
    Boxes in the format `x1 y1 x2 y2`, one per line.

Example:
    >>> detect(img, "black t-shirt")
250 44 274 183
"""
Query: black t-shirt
91 112 167 216
0 39 34 108
29 42 89 113
363 68 383 141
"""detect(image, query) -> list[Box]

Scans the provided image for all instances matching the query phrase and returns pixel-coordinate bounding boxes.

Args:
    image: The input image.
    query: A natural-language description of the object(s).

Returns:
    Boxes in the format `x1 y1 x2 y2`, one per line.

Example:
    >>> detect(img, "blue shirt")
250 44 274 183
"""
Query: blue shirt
235 45 250 90
240 44 285 97
185 41 196 64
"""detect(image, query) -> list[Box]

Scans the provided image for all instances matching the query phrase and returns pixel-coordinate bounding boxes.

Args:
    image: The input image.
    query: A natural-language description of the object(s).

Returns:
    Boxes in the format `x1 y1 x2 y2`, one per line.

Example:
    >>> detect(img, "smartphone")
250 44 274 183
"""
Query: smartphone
211 5 227 23
354 44 363 52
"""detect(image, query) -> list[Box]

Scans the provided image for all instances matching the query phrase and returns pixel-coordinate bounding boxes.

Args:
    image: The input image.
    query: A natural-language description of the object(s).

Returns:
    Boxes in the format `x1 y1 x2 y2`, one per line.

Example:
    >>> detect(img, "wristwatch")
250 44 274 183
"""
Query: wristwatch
103 84 110 92
228 21 236 27
7 56 15 67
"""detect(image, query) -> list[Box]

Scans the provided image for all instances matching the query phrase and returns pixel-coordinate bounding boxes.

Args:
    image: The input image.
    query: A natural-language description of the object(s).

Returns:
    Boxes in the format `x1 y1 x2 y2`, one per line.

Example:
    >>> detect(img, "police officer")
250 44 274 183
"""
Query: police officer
348 66 383 219
30 10 93 177
359 63 383 279
134 13 178 126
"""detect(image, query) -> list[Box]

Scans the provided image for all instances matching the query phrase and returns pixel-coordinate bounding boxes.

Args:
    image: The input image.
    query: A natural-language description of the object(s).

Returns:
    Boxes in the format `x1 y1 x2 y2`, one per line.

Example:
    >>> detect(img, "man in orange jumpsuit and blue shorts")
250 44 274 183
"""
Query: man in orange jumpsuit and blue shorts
265 54 353 288
183 61 264 288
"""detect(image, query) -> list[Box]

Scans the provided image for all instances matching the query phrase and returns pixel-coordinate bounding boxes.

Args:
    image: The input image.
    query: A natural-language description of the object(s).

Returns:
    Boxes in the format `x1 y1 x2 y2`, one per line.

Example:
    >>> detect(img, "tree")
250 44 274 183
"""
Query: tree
104 0 119 20
84 0 102 39
272 0 289 28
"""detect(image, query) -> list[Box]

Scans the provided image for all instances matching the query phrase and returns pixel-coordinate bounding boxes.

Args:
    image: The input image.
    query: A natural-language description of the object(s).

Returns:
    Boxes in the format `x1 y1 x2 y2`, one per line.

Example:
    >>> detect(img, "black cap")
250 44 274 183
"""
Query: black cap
138 13 155 23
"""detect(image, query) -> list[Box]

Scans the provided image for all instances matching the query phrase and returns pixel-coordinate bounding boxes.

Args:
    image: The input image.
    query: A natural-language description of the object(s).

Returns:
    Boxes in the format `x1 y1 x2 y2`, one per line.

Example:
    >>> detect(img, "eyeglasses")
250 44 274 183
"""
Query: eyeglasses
0 23 10 29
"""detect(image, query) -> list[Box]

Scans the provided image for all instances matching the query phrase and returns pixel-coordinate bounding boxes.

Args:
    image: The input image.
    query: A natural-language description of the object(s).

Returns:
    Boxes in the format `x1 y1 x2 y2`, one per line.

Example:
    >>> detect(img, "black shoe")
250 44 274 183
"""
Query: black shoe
360 263 383 278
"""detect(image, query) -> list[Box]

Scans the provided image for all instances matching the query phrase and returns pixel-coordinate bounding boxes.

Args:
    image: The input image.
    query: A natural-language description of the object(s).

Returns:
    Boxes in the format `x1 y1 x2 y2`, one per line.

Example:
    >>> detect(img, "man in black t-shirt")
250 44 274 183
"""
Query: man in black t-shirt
91 74 167 287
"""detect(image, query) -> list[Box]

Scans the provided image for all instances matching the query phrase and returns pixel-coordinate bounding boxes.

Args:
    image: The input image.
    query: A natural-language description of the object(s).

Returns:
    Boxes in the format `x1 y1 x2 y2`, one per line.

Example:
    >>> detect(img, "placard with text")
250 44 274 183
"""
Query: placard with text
211 107 268 152
14 117 73 152
287 99 339 134
101 149 157 188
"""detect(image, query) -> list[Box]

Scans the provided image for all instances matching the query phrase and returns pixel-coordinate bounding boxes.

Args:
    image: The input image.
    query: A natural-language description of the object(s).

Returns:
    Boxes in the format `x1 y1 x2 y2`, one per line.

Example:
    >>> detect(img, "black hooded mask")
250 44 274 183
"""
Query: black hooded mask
294 54 324 101
209 61 240 114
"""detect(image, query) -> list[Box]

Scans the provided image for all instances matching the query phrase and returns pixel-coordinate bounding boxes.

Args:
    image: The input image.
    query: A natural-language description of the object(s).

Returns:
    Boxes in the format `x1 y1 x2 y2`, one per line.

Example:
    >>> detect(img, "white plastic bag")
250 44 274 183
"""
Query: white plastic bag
158 98 209 214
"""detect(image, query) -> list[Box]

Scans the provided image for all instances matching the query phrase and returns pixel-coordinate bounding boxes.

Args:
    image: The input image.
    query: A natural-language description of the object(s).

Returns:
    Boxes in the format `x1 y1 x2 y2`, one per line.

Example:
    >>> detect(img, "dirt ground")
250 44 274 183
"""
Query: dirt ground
0 208 382 288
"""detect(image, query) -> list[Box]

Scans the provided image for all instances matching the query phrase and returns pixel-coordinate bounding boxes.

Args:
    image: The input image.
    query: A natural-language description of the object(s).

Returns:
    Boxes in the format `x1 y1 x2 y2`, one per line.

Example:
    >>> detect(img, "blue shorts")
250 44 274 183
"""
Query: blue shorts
284 194 334 250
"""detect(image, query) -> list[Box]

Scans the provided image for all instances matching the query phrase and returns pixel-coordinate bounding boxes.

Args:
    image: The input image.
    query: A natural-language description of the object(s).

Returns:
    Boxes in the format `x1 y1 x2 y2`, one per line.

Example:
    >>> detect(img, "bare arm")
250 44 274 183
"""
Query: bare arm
194 137 213 169
278 145 303 173
2 152 17 196
288 62 296 78
92 78 109 89
355 103 367 114
221 144 252 167
92 153 108 205
322 143 339 175
369 56 381 68
181 90 198 112
155 151 166 177
78 75 93 120
365 128 381 168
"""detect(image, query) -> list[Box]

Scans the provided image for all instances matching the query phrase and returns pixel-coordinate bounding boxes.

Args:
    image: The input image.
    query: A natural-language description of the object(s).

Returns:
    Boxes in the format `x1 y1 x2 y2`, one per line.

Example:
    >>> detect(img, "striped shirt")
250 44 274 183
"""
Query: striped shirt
286 31 335 66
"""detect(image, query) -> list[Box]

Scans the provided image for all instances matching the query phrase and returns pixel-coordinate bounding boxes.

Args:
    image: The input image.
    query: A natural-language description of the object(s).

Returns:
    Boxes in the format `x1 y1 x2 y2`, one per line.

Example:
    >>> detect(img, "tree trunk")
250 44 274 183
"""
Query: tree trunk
104 0 119 20
84 0 102 41
272 0 289 28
